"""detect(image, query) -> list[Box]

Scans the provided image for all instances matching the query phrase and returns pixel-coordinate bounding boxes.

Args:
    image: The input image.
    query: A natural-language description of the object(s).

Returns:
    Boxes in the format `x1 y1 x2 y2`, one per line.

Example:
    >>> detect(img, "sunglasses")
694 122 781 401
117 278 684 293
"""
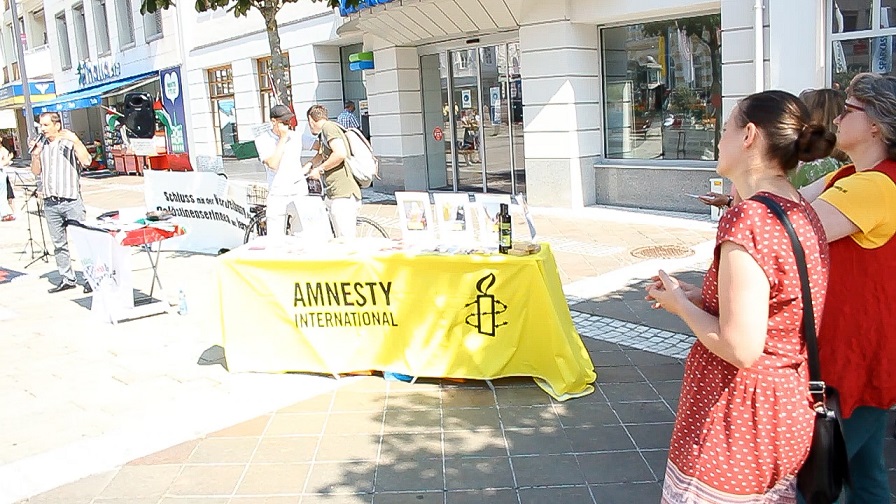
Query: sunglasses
840 102 866 118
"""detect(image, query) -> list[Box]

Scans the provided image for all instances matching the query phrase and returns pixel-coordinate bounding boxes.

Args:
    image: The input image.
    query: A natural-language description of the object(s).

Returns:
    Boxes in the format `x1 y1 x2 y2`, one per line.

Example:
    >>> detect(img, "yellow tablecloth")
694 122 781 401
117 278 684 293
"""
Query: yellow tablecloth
214 242 596 400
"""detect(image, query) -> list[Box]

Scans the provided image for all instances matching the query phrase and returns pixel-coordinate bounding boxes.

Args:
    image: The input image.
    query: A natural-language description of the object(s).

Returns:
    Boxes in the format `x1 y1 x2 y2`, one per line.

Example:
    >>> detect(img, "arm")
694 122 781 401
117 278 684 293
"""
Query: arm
263 136 289 173
30 145 42 176
811 199 861 242
308 137 348 180
647 242 770 369
798 176 829 203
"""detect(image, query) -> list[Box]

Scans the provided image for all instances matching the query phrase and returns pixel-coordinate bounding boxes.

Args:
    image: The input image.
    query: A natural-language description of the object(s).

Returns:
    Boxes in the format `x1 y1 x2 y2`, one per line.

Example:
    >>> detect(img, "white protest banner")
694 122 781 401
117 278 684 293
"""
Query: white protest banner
68 223 134 323
144 171 252 253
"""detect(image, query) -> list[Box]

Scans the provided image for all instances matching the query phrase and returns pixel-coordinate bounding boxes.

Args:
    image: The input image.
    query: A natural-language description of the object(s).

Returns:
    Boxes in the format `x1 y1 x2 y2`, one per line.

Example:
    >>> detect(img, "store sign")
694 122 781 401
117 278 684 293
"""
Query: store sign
77 58 122 87
339 0 394 16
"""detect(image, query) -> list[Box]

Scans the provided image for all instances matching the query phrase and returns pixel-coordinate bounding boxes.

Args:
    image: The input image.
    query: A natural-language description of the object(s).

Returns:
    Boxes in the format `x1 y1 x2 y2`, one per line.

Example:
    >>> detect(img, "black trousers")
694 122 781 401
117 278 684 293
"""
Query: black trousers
5 176 12 200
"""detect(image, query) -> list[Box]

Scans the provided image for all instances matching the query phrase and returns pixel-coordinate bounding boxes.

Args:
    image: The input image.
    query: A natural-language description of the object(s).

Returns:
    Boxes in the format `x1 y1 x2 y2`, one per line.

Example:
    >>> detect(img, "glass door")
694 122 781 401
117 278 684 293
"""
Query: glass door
424 43 525 195
451 48 482 191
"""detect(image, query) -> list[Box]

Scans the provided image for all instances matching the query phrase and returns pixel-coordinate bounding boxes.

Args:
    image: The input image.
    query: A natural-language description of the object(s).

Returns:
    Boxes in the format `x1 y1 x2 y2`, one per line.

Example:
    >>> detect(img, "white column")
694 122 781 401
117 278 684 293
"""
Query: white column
290 44 343 134
768 0 825 93
720 0 769 121
364 43 426 191
519 21 601 208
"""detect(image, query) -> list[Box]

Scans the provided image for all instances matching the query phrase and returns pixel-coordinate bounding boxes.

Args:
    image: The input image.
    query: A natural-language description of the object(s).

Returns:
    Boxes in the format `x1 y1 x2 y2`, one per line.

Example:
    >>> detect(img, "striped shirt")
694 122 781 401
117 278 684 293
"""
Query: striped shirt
39 138 82 200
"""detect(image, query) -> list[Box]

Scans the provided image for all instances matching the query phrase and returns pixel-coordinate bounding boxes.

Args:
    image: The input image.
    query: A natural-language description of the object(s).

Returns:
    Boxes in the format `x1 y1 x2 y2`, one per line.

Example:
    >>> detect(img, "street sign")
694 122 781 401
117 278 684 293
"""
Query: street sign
432 127 443 141
19 33 26 46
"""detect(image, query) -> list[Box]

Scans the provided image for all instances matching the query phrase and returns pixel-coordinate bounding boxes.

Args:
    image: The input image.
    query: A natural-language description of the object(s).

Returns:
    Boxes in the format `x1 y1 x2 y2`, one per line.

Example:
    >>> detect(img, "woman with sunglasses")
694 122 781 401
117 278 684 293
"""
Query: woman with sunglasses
798 72 896 502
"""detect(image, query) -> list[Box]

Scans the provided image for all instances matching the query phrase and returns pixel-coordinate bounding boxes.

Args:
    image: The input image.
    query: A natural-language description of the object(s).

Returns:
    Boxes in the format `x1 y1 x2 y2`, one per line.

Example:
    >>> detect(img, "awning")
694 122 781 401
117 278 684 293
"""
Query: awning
33 72 158 115
0 80 56 109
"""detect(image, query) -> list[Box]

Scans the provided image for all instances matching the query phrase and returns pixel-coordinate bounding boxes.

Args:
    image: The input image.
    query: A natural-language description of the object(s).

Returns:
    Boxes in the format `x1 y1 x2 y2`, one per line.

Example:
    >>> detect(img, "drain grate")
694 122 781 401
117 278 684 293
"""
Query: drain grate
630 244 695 259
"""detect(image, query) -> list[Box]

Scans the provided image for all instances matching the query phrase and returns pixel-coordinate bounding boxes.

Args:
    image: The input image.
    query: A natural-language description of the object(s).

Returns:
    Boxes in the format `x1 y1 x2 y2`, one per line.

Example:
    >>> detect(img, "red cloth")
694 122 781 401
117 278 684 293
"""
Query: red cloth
664 193 829 500
117 225 184 247
819 161 896 418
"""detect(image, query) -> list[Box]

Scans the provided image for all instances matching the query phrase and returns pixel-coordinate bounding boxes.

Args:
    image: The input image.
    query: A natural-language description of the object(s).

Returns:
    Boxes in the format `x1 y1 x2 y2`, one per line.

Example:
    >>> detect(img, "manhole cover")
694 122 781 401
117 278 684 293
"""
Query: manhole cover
630 245 695 259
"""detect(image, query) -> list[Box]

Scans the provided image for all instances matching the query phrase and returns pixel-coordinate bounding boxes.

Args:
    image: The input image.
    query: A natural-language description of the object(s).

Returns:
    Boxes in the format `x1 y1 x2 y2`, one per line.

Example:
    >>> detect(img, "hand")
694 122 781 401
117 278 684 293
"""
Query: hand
28 137 42 156
59 129 82 144
274 122 290 139
645 270 690 317
307 166 322 180
647 274 702 308
698 192 731 208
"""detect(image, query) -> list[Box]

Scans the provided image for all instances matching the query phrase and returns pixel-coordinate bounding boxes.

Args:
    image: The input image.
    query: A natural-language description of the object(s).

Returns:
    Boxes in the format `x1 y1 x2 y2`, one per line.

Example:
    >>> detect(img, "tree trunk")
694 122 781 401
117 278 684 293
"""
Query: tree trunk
262 6 290 106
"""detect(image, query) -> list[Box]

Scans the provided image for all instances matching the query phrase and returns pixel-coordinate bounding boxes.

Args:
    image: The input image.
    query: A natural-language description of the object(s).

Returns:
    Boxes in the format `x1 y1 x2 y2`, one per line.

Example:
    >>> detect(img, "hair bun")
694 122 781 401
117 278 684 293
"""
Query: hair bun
796 124 836 162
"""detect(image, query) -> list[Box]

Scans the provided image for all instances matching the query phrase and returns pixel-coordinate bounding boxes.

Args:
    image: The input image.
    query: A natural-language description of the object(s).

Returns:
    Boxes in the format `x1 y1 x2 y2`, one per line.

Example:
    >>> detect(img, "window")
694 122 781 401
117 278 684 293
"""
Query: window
257 54 292 121
208 66 238 157
602 14 722 161
143 9 162 41
830 0 896 88
72 4 88 61
115 0 134 47
11 62 18 80
55 12 72 70
30 9 48 47
92 0 110 55
2 67 8 84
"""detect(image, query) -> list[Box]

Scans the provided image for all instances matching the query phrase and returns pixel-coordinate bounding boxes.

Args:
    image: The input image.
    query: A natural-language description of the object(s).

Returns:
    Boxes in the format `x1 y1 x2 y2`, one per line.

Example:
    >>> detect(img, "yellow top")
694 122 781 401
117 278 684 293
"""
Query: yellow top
819 167 896 248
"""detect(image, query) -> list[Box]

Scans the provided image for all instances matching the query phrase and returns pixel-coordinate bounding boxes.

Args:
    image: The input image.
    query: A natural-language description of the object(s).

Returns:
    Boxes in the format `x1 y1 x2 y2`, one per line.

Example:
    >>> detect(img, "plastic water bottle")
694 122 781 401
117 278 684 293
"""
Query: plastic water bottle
177 289 188 315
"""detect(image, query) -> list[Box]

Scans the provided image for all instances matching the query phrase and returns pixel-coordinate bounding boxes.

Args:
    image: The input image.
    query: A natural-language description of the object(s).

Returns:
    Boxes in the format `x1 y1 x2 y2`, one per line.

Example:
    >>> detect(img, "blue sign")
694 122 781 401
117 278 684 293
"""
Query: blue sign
339 0 394 16
159 66 189 155
0 80 56 100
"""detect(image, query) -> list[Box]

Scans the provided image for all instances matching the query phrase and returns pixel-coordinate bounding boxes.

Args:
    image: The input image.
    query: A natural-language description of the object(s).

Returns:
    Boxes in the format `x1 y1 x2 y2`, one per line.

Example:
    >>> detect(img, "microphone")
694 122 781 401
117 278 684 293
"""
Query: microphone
29 133 47 154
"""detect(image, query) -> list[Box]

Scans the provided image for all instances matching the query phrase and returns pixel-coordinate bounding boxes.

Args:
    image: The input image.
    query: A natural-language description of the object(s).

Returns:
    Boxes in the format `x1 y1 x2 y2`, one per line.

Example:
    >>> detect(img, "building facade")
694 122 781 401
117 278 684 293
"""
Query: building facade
0 0 55 155
34 0 185 170
335 0 838 210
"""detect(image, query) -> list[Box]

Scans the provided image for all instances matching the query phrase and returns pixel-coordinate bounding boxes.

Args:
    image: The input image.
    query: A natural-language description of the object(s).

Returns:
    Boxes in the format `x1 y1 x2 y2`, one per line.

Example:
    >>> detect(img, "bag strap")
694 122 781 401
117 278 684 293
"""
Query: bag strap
750 195 824 403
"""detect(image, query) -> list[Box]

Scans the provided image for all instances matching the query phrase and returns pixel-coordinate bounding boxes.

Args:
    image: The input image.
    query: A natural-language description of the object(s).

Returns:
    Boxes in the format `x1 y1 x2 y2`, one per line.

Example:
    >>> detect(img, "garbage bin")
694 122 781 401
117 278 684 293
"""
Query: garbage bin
231 141 259 160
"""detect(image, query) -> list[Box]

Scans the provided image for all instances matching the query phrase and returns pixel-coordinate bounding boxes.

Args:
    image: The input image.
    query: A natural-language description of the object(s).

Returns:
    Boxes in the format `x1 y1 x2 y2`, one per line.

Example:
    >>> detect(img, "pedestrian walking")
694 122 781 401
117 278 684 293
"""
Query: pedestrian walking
647 90 834 502
30 112 94 294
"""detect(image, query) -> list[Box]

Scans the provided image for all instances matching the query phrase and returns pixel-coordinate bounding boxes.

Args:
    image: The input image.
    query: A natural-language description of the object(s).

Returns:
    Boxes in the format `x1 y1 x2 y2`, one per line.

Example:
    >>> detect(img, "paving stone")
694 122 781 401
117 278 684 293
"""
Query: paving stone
577 452 655 485
518 485 595 503
444 457 515 490
599 382 662 403
446 489 519 504
374 458 444 492
511 454 586 487
590 482 663 503
565 425 636 453
612 401 676 425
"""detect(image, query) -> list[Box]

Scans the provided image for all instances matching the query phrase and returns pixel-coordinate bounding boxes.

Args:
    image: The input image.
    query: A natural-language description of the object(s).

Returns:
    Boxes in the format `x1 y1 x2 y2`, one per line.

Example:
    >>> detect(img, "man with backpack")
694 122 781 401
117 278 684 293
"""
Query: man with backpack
304 104 362 239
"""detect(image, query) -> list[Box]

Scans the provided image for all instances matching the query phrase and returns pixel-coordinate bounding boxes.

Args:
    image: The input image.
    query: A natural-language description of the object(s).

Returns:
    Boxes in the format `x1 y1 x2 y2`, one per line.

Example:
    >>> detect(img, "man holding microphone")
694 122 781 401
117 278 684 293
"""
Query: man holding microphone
30 112 93 294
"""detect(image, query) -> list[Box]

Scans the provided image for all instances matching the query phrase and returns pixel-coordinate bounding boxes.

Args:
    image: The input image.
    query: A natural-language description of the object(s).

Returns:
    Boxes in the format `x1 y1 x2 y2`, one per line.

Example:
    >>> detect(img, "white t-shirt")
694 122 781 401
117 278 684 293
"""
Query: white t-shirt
255 130 307 196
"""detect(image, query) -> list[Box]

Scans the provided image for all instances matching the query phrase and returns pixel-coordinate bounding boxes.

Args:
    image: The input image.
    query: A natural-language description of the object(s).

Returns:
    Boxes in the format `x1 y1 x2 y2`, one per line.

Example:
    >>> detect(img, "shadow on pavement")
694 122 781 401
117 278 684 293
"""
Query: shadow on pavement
570 269 707 335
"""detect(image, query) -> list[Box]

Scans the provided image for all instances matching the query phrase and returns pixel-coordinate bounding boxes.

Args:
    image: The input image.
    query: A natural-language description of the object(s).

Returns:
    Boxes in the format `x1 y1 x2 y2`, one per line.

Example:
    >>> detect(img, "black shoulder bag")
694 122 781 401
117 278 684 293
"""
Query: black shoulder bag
752 195 849 504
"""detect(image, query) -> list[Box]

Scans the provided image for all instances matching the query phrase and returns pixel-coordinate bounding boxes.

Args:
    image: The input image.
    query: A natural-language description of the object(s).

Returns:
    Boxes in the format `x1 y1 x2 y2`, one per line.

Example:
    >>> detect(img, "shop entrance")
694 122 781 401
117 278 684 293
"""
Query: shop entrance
422 43 525 195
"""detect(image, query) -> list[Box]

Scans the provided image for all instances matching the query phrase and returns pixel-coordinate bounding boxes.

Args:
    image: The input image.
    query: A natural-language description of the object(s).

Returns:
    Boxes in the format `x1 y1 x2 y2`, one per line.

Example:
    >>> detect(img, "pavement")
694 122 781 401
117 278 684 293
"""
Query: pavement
1 162 893 504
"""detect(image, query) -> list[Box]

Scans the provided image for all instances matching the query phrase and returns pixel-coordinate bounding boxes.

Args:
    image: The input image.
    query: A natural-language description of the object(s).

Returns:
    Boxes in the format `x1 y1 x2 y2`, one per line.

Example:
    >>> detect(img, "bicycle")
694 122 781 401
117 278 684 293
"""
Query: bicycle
243 183 389 244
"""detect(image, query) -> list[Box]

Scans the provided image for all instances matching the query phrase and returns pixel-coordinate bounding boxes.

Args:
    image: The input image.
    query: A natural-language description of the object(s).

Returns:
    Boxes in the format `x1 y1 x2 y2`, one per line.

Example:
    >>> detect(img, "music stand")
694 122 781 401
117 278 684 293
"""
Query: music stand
20 185 50 267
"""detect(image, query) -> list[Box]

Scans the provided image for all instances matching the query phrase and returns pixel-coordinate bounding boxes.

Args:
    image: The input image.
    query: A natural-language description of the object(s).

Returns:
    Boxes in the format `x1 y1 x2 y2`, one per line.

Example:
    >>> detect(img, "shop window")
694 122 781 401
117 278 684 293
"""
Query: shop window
115 0 135 47
830 0 896 89
602 14 721 161
55 12 72 70
92 0 111 55
143 10 162 41
11 62 18 80
72 4 88 61
2 67 7 84
257 54 291 121
208 66 238 157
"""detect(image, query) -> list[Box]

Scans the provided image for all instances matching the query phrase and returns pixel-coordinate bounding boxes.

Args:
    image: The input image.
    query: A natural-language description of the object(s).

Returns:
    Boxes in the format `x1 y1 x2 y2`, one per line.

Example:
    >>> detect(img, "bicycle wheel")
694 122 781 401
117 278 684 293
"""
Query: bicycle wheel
355 216 389 238
244 209 267 244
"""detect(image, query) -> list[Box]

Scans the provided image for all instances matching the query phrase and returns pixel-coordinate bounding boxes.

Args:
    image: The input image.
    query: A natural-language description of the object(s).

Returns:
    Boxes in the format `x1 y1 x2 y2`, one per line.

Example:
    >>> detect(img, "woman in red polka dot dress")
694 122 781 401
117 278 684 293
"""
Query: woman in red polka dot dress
647 91 834 503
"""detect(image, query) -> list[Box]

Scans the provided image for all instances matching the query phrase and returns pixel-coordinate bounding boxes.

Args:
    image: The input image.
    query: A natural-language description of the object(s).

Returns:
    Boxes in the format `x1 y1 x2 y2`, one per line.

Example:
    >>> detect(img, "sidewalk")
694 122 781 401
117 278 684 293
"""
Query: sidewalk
1 171 892 503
